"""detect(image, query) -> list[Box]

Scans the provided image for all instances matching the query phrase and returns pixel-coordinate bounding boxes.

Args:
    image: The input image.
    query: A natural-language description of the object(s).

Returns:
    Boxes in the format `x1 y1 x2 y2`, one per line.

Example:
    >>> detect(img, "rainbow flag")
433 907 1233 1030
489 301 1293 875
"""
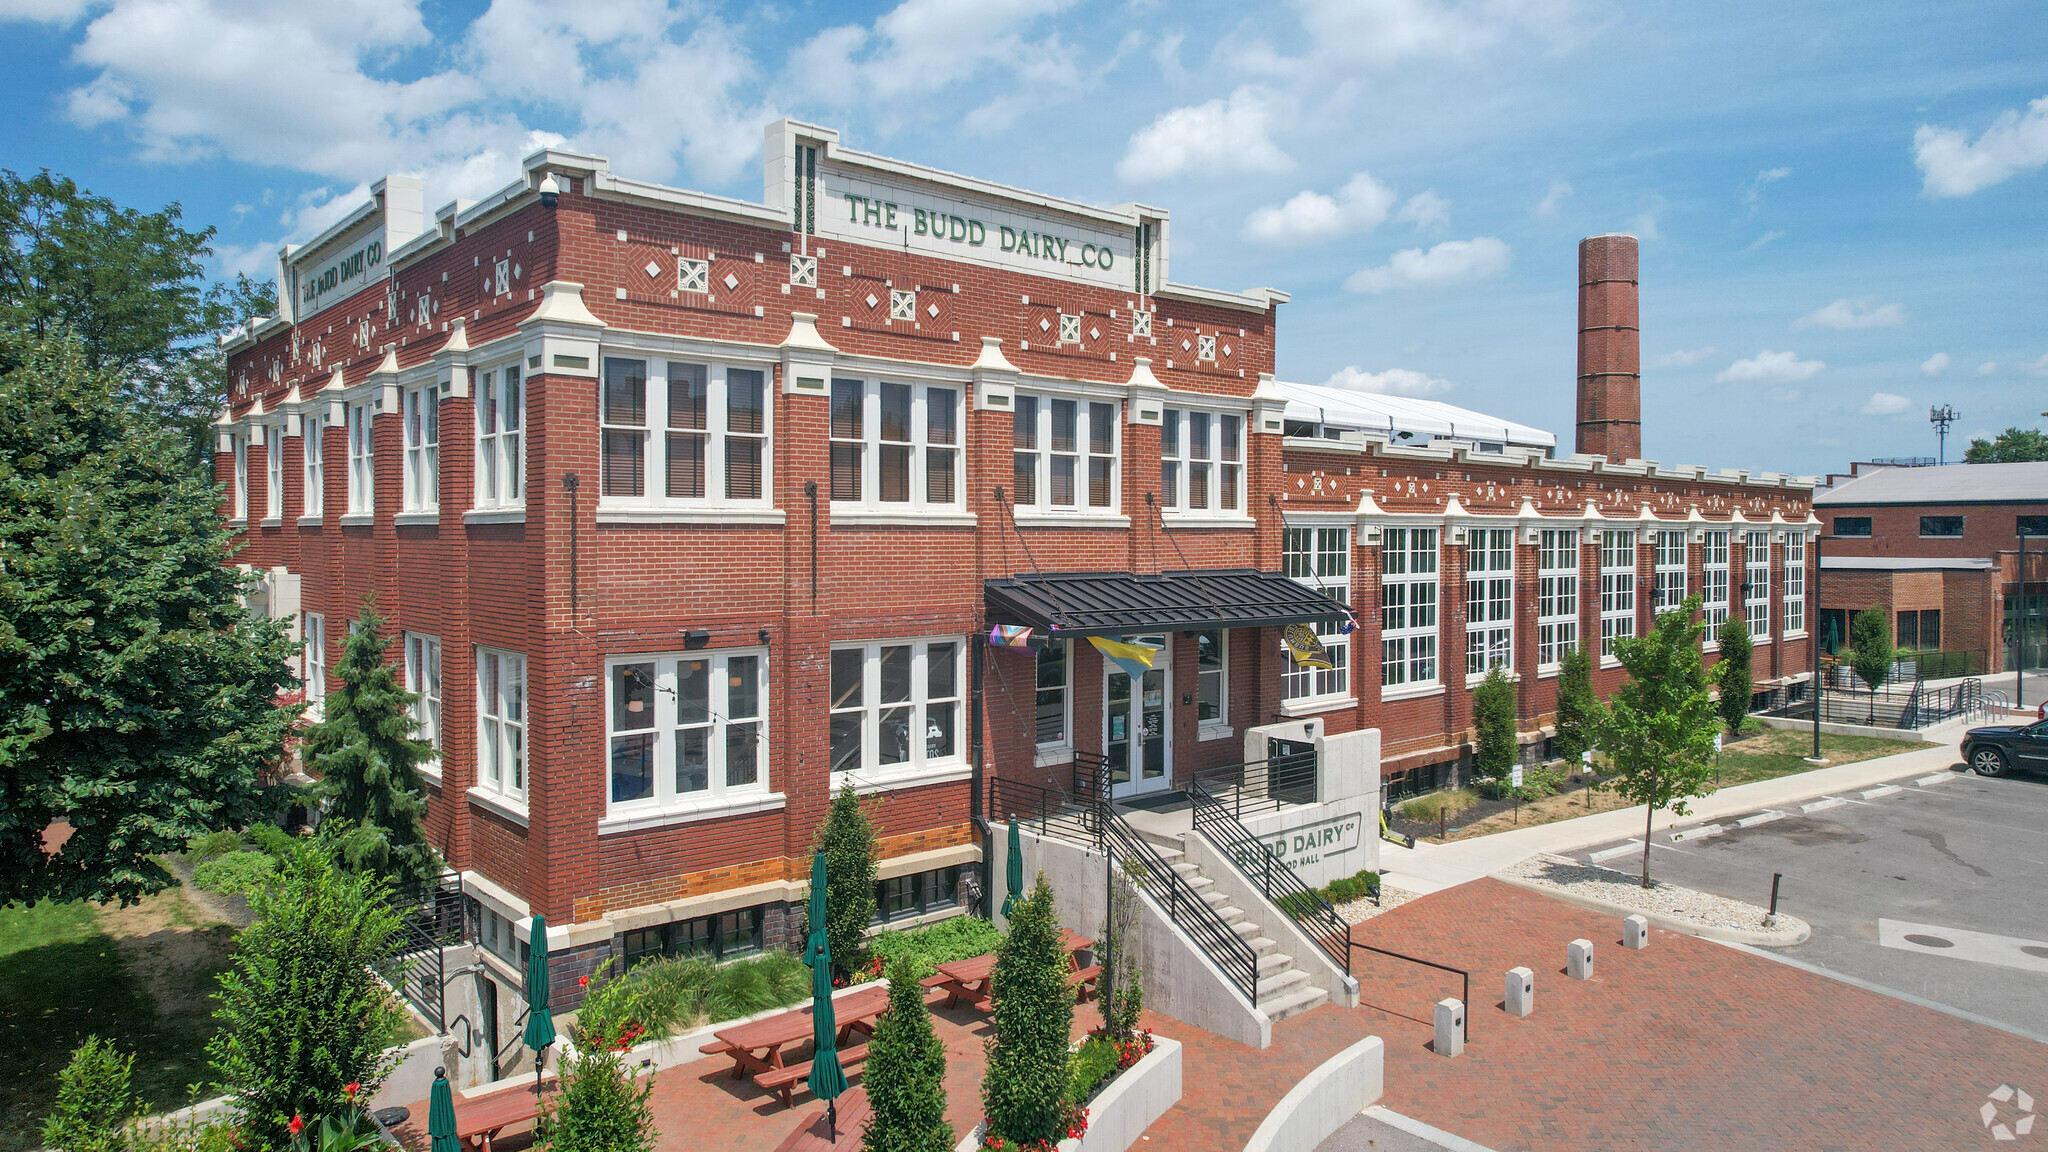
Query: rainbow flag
989 625 1035 649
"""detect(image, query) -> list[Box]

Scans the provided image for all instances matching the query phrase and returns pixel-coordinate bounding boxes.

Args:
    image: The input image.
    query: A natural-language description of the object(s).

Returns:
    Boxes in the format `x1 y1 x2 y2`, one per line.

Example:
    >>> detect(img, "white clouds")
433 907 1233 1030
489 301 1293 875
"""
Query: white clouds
1717 350 1824 384
1860 392 1913 416
1627 193 1664 242
1323 365 1453 397
1793 298 1906 330
1921 352 1951 376
1742 230 1784 253
790 0 1077 131
1243 172 1395 244
1534 180 1572 218
1741 165 1791 210
2029 353 2048 376
1914 94 2048 197
1117 86 1290 182
0 0 101 22
1344 236 1509 293
1292 0 1585 69
1981 361 1999 375
1396 190 1450 231
1653 347 1716 368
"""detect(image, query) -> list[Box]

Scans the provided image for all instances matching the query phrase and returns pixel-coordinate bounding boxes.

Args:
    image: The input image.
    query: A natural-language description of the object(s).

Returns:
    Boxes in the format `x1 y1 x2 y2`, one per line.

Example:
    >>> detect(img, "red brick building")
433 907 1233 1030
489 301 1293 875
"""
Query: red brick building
215 127 1817 1024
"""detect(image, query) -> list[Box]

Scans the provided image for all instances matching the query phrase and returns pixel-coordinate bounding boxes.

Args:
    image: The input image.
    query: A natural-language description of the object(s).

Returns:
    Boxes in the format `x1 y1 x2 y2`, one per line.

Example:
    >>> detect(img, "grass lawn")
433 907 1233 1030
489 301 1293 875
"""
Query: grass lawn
0 885 235 1152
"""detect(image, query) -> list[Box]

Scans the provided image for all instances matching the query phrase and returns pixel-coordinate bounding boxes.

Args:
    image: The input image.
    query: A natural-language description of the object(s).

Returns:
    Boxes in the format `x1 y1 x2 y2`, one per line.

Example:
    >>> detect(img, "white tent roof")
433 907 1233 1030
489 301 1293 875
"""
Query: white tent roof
1275 379 1556 449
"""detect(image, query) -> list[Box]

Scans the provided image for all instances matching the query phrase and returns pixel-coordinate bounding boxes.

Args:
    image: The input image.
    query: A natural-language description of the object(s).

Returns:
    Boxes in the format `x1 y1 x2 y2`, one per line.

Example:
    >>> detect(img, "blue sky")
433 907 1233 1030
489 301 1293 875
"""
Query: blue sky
2 0 2043 477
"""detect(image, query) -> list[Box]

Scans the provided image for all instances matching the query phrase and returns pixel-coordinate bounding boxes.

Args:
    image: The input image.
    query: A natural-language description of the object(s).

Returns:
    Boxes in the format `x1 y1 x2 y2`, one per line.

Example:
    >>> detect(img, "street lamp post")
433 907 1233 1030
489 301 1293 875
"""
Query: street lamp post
2021 528 2032 711
1811 534 1829 763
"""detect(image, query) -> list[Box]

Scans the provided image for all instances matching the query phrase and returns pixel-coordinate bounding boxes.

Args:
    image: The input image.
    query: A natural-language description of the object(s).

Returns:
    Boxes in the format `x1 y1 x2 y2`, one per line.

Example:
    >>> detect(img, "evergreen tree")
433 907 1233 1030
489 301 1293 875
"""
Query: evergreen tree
1600 597 1719 888
0 333 299 907
982 874 1074 1146
1712 616 1754 735
533 1045 657 1152
814 785 878 977
306 598 441 897
209 843 405 1147
1553 645 1599 766
1850 608 1895 723
41 1036 137 1152
862 953 951 1152
1471 666 1519 793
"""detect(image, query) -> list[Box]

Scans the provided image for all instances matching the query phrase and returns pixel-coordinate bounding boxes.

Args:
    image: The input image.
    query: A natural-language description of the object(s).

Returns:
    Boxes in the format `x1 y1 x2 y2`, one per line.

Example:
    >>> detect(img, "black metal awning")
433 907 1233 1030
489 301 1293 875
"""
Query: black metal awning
984 569 1347 638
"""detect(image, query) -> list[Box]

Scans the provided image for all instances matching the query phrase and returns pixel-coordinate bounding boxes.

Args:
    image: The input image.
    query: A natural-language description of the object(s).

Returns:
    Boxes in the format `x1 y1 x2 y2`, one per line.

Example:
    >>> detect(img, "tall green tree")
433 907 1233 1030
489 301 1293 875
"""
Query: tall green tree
305 598 440 896
814 784 878 977
209 843 405 1147
1600 597 1720 888
982 873 1074 1146
0 334 299 907
1964 427 2048 464
1471 666 1519 793
1553 644 1599 766
1712 616 1754 735
0 171 273 463
862 953 951 1152
1850 608 1895 722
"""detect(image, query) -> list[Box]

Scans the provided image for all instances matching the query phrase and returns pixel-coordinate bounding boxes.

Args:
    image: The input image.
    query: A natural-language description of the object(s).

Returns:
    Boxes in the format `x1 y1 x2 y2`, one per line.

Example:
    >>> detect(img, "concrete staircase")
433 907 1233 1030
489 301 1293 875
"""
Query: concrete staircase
1146 839 1331 1022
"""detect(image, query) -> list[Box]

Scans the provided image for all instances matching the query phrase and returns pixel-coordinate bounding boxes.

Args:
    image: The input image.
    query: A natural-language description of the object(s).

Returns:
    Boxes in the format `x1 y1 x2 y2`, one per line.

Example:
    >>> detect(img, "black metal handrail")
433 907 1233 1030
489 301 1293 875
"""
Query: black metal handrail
1070 750 1110 808
1187 776 1353 972
382 870 464 1032
986 776 1097 844
1346 940 1470 1042
1098 800 1260 1006
1189 752 1318 821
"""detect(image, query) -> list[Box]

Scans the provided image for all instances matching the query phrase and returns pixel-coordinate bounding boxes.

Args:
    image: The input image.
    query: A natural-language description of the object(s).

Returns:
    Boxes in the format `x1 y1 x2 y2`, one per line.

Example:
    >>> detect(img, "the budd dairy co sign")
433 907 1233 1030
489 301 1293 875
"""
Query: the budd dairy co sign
1233 811 1365 877
817 168 1131 289
293 216 389 319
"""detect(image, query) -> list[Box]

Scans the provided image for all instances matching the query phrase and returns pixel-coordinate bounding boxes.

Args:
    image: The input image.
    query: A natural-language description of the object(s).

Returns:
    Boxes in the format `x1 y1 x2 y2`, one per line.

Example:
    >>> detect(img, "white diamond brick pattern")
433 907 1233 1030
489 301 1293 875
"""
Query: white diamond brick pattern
865 293 880 309
644 261 661 279
723 272 739 291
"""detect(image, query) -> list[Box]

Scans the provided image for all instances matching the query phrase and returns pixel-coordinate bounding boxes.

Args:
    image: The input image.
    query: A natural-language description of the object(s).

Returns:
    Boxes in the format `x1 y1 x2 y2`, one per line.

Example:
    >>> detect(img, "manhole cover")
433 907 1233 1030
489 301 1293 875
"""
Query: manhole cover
1905 933 1955 948
2022 945 2048 960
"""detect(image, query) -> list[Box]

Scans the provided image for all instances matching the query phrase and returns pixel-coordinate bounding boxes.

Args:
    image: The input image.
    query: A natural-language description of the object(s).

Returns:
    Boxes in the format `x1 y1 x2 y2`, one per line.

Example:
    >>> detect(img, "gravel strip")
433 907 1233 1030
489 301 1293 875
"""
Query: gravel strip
1503 853 1778 933
1336 884 1424 924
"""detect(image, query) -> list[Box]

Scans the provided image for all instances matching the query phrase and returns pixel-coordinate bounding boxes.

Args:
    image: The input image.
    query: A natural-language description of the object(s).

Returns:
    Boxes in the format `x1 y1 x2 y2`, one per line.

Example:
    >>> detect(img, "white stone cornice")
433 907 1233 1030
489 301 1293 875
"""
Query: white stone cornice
781 311 838 354
1355 490 1387 517
435 318 472 399
970 336 1017 373
778 312 837 398
1251 371 1289 435
528 281 607 328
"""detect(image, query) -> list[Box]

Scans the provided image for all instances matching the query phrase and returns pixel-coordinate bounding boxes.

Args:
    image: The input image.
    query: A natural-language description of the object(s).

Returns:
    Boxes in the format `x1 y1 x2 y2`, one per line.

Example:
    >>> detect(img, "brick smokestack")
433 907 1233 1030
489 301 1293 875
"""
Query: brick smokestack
1576 233 1641 461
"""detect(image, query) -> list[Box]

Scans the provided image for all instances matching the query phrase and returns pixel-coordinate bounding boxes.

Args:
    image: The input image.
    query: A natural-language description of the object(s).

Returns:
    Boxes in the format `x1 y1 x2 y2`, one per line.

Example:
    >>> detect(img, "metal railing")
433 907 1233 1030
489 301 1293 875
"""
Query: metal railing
1345 941 1470 1042
1187 776 1353 972
1189 751 1318 821
986 776 1097 845
1904 677 1982 728
1099 803 1261 1006
382 871 465 1032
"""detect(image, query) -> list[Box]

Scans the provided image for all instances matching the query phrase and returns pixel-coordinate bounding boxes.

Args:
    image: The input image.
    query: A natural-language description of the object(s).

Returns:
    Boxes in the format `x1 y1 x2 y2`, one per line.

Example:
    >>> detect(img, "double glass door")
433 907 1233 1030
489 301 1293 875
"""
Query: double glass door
1106 635 1171 799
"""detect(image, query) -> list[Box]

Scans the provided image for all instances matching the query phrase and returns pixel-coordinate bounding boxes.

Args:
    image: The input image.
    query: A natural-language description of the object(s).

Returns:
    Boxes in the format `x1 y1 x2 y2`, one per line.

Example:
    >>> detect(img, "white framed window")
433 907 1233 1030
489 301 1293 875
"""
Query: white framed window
1197 333 1216 361
602 356 771 506
1784 532 1806 634
475 365 524 509
1195 630 1228 728
828 377 957 509
828 639 965 784
1035 640 1069 749
1058 313 1081 344
890 289 916 322
303 612 327 712
346 401 374 515
1653 529 1686 611
607 649 768 813
1599 529 1637 658
1465 527 1514 677
264 425 283 520
405 633 442 766
1131 310 1152 338
1745 530 1772 641
493 258 510 297
679 257 709 294
1282 527 1350 700
1537 529 1580 667
403 385 438 512
231 432 249 520
1160 409 1243 514
790 254 817 287
476 647 526 802
1701 530 1731 635
1380 527 1440 688
302 414 325 517
1011 394 1117 512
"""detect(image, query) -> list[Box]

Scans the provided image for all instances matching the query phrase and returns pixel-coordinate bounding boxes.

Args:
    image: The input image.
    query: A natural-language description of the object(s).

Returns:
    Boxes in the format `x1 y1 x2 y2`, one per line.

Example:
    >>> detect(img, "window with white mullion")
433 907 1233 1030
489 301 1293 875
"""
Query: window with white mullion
1465 527 1514 676
829 378 957 509
231 431 249 520
1598 529 1637 657
346 401 375 515
1380 527 1439 688
1035 640 1069 748
1011 393 1118 512
475 365 524 509
1160 409 1244 513
302 414 325 516
476 647 527 801
607 650 768 812
303 613 327 710
403 385 438 512
1195 630 1228 725
602 356 771 507
1537 529 1580 667
1652 529 1687 611
1701 530 1731 634
1744 530 1772 640
1282 527 1351 700
828 639 965 781
1784 532 1806 634
405 633 443 766
264 425 284 519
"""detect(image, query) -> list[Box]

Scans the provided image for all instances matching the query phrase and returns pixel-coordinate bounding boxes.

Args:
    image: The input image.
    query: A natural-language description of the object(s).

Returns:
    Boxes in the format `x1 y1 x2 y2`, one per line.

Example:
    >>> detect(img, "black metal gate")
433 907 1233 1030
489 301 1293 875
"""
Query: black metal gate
381 871 465 1033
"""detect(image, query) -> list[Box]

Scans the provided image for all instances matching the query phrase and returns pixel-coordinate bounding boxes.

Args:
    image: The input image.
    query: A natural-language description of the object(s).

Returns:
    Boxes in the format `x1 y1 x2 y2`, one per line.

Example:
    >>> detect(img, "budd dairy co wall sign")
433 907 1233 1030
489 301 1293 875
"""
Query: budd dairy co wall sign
1245 810 1365 876
294 216 387 319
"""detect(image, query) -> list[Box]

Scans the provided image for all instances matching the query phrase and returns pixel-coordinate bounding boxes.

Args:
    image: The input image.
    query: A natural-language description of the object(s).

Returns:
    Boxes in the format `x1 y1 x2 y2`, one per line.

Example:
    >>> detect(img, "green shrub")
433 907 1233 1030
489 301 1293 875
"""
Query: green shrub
867 915 1004 982
192 850 277 897
574 955 715 1050
704 952 809 1023
1555 645 1599 764
816 786 879 978
185 831 246 862
1471 666 1519 791
1714 616 1754 734
533 1044 656 1152
42 1036 137 1152
981 874 1076 1146
1063 1036 1119 1107
247 822 298 858
1321 871 1379 904
1518 763 1567 799
1398 790 1477 824
862 953 952 1152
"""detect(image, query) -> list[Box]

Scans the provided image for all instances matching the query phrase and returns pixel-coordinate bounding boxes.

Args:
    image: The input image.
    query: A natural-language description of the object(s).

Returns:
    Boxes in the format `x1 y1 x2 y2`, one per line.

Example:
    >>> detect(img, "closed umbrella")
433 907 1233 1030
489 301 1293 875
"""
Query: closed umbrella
427 1067 458 1152
804 852 849 1137
523 914 557 1090
1002 818 1024 918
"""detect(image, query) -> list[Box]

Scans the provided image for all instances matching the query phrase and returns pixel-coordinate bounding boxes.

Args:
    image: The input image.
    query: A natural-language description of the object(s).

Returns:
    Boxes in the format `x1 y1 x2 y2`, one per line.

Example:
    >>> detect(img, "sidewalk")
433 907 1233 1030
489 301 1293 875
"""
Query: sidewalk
1380 722 1972 895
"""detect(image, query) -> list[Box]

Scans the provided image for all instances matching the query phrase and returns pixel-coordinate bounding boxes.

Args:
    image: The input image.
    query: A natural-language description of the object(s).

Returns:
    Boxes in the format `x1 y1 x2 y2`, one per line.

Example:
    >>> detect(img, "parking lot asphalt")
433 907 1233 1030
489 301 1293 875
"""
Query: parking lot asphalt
1572 759 2048 1038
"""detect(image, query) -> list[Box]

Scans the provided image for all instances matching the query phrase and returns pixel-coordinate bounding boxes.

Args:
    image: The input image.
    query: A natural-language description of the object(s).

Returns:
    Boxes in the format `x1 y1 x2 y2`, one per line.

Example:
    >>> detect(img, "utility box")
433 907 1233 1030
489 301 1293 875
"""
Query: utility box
1567 938 1594 980
1434 998 1465 1057
1623 915 1649 950
1505 966 1535 1017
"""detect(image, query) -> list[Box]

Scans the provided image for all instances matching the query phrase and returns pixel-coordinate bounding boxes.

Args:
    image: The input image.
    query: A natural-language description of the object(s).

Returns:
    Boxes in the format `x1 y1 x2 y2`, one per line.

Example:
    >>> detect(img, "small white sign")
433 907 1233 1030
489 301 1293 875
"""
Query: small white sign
1581 750 1593 766
1714 732 1724 754
1511 765 1524 788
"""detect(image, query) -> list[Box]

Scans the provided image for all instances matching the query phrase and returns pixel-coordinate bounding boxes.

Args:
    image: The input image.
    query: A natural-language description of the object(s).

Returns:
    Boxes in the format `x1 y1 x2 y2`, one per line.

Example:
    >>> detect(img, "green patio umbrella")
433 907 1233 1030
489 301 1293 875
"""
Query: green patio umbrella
803 852 849 1137
1825 615 1842 655
523 914 557 1090
427 1066 458 1152
1001 818 1024 918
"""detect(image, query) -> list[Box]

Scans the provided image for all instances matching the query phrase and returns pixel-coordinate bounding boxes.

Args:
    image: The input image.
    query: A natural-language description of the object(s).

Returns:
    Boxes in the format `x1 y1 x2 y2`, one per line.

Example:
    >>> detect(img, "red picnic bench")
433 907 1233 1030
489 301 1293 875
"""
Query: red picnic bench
447 1080 545 1151
918 929 1099 1010
770 1086 872 1152
698 983 889 1109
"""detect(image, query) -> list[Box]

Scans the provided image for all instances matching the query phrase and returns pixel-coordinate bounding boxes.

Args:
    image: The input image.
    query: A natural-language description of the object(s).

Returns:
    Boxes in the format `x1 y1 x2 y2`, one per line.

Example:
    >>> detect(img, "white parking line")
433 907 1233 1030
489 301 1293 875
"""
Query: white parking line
1800 796 1847 814
1859 784 1903 800
1587 841 1640 863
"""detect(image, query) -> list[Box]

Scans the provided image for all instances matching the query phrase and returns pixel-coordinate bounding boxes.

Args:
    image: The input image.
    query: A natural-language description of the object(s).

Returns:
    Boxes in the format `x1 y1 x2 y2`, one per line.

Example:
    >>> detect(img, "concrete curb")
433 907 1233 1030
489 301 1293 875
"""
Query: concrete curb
1489 870 1811 946
1359 1106 1501 1151
1243 1035 1384 1152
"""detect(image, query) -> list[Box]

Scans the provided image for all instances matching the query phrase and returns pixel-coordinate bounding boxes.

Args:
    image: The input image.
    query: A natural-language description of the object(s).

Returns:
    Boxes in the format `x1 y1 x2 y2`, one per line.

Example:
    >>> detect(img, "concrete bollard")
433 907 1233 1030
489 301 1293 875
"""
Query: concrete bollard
1623 915 1649 950
1434 998 1465 1057
1567 938 1594 980
1505 966 1535 1017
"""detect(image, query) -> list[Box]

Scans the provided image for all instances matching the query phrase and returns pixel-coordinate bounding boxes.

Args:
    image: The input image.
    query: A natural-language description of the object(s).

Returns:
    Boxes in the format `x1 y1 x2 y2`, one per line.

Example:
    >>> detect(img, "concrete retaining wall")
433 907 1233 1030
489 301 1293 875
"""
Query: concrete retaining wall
954 1037 1183 1152
1242 1035 1385 1152
1180 830 1359 1008
1753 715 1934 742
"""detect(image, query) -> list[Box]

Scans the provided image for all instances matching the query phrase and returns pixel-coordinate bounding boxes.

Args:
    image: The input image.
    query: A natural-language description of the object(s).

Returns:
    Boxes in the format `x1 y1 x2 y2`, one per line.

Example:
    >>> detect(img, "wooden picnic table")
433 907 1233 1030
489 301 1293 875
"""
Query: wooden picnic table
450 1081 543 1152
699 983 891 1083
771 1086 871 1152
920 929 1097 1010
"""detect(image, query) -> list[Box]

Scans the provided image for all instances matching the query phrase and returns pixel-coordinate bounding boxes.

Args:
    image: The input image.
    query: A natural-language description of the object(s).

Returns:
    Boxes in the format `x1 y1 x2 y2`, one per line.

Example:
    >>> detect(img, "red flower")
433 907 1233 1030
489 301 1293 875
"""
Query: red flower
579 975 590 987
343 1081 360 1099
288 1114 305 1137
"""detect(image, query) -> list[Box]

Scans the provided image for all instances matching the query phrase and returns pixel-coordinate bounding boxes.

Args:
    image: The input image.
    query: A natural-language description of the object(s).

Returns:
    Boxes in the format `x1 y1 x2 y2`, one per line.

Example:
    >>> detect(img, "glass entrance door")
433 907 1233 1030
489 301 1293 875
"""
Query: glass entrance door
1105 636 1171 799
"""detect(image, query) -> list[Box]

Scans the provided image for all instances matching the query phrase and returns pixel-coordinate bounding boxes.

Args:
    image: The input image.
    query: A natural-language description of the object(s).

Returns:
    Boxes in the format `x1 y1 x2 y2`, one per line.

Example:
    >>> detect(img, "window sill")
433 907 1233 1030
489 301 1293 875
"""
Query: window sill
1601 656 1621 670
417 764 444 789
394 511 439 526
338 512 375 527
1381 684 1445 703
1702 643 1721 653
1161 513 1255 530
1011 511 1132 529
597 507 786 526
1752 636 1772 646
467 787 530 828
1784 630 1808 641
297 515 324 527
259 516 283 528
464 508 526 525
1465 670 1520 687
227 517 247 528
1197 723 1235 742
1537 664 1559 679
1278 695 1355 718
829 509 977 528
1033 746 1074 768
831 762 974 796
596 790 787 835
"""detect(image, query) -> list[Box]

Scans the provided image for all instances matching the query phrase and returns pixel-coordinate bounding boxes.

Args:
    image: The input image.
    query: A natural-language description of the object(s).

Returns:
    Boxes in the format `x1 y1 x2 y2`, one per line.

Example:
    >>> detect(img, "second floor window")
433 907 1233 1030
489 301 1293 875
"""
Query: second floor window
1920 515 1965 537
302 414 325 516
829 377 957 508
1785 532 1806 634
601 357 770 506
1701 530 1731 633
1599 530 1637 657
1537 529 1579 667
476 647 526 802
403 385 438 512
1653 529 1686 611
1160 409 1243 513
1466 527 1513 676
405 633 442 765
1380 527 1439 688
608 650 767 811
231 432 249 520
1282 527 1350 700
346 401 374 515
476 366 523 509
264 426 283 519
1011 394 1117 512
1745 530 1772 640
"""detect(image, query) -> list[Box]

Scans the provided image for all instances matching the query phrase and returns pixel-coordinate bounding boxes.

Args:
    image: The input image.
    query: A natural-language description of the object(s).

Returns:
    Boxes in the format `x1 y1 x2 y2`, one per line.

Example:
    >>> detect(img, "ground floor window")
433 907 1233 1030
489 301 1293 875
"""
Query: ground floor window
477 904 530 968
1382 762 1443 801
872 866 962 923
622 906 765 967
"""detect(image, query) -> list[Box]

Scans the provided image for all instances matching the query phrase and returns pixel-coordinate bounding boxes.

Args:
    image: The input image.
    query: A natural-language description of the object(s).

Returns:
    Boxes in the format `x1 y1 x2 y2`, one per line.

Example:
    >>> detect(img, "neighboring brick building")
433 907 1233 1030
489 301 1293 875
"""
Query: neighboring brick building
213 126 1817 1022
1814 460 2048 675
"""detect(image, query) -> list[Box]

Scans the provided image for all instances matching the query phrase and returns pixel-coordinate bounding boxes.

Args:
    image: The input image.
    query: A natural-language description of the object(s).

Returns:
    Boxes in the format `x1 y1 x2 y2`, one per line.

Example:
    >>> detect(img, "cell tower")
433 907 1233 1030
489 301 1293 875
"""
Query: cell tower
1930 404 1958 465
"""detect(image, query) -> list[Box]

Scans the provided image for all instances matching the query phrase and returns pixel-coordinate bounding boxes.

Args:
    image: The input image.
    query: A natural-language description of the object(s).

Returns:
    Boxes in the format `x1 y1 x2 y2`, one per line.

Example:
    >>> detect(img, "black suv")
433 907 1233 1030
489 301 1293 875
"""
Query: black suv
1961 720 2048 777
